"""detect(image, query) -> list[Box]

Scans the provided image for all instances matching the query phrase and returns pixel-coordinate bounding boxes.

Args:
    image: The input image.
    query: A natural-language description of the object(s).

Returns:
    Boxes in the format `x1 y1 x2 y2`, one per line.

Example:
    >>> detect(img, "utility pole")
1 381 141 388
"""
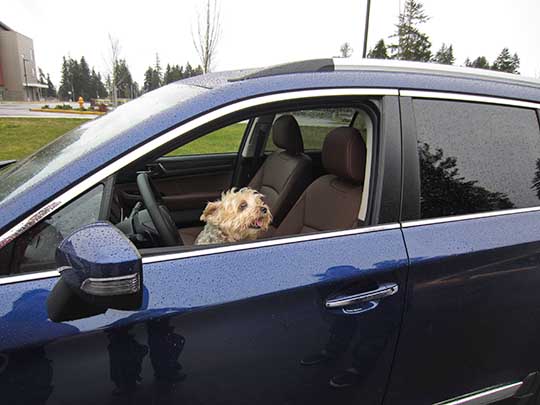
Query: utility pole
21 55 29 100
362 0 372 58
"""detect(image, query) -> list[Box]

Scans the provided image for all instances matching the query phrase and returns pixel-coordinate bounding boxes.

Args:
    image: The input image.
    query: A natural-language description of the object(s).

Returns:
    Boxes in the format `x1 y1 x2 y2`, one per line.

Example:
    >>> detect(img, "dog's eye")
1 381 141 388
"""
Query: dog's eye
239 201 248 211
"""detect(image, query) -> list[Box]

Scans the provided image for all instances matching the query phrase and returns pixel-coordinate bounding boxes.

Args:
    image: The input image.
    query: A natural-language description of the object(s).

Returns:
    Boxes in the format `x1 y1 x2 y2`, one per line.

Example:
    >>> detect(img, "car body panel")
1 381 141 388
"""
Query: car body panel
1 228 407 404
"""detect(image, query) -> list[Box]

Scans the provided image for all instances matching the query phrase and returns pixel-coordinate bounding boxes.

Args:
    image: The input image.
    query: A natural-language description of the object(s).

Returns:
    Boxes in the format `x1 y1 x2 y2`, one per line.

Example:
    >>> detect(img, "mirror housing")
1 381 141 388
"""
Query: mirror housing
47 221 143 322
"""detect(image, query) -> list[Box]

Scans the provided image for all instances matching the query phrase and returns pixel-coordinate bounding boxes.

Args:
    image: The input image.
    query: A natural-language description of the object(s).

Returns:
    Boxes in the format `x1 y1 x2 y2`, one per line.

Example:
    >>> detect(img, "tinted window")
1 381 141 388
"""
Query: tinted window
414 99 540 219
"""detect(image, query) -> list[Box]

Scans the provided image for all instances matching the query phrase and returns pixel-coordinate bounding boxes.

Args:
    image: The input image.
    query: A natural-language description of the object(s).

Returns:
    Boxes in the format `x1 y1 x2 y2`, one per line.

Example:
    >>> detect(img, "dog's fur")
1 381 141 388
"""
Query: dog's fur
194 187 272 245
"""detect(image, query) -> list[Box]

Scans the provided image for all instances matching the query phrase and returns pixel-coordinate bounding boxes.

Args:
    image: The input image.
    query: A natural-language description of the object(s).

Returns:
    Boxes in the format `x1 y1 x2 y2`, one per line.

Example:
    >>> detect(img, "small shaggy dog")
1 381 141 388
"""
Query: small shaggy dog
195 187 272 245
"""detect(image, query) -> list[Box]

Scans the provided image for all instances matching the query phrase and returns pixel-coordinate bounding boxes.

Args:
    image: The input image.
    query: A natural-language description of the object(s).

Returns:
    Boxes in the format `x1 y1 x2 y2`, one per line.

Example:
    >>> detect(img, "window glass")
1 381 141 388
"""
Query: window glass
266 108 357 151
0 185 104 275
414 99 540 219
167 122 246 156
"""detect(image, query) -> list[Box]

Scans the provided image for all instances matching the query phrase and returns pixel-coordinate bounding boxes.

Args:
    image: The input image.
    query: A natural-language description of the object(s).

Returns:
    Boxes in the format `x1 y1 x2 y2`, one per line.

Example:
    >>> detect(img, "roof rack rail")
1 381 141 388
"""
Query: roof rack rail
229 59 335 81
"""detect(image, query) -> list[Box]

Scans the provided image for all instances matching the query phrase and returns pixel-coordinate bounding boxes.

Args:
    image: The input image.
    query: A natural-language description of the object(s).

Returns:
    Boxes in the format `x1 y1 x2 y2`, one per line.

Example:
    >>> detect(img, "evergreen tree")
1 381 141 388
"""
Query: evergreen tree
89 68 107 98
389 0 432 62
143 67 153 92
58 57 73 101
114 59 134 98
184 62 193 78
163 64 172 84
465 56 490 70
46 74 57 98
192 65 204 76
432 43 455 65
492 48 520 74
78 57 92 99
367 39 389 59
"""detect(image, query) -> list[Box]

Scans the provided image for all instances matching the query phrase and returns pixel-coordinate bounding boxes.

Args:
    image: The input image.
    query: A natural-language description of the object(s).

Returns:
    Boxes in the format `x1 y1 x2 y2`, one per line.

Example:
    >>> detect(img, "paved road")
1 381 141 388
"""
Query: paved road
0 102 99 119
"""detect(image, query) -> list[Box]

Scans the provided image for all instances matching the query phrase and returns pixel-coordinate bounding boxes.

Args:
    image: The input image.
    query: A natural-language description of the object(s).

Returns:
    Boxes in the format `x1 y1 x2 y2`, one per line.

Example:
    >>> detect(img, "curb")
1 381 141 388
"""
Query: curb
29 108 105 116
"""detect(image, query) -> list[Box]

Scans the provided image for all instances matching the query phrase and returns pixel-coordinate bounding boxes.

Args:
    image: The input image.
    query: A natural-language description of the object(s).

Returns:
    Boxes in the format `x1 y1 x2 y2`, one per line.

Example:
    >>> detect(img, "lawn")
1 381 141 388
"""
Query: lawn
0 118 90 161
0 118 343 162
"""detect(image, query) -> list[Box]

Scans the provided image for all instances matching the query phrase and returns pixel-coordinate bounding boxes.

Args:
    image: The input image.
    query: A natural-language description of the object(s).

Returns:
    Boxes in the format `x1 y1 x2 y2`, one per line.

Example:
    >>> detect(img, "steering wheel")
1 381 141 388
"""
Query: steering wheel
136 172 182 246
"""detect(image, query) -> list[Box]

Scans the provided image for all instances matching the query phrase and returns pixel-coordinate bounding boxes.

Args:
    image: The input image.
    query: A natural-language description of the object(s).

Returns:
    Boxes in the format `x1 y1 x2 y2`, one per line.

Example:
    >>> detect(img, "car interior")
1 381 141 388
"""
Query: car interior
1 100 378 275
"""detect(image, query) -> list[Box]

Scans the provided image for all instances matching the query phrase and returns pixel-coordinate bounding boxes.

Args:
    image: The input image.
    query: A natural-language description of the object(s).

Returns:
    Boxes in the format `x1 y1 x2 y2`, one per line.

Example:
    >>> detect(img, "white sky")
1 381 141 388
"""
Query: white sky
2 0 539 87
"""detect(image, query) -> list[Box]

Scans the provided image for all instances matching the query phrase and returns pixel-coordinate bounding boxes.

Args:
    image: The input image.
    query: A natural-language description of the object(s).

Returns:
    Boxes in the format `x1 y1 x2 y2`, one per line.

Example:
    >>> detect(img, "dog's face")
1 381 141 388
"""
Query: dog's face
200 188 272 241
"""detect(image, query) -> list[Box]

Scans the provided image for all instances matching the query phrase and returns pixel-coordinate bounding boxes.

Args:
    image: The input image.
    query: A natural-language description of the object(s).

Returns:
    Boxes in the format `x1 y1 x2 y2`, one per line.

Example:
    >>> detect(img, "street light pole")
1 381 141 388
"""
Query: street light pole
362 0 372 58
21 55 29 101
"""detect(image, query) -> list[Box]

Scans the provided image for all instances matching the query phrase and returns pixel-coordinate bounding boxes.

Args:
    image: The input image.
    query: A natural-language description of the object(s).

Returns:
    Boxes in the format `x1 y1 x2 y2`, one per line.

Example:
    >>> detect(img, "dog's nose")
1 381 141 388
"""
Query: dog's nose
261 206 268 214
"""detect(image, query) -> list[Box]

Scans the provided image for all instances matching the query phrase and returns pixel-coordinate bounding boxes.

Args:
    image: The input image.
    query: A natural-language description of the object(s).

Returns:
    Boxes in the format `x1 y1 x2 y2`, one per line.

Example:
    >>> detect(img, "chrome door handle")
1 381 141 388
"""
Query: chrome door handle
325 283 399 309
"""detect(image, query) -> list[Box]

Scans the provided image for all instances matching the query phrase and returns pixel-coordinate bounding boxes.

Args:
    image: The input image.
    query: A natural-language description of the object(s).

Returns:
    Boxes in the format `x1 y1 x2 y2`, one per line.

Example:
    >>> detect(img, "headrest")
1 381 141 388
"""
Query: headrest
272 115 304 154
322 127 366 183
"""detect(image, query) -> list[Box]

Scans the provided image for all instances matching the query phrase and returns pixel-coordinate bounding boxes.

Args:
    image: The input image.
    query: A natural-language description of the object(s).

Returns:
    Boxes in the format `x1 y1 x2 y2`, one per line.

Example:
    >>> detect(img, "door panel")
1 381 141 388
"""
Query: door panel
0 227 407 405
385 212 540 405
117 153 236 226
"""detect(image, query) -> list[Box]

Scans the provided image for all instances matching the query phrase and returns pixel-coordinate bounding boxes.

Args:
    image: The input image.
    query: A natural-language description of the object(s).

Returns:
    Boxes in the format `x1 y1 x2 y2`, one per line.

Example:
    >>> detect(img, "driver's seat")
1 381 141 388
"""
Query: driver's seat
179 114 312 245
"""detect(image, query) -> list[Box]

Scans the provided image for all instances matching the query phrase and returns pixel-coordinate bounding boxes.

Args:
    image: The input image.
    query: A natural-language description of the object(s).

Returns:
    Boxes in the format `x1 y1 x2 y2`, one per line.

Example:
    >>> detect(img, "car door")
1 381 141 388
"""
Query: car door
385 95 540 405
0 93 406 405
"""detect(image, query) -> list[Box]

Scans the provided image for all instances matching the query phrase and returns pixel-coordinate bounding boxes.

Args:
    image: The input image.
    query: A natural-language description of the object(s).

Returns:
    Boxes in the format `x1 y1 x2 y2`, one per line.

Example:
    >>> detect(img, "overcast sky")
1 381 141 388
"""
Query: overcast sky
2 0 539 87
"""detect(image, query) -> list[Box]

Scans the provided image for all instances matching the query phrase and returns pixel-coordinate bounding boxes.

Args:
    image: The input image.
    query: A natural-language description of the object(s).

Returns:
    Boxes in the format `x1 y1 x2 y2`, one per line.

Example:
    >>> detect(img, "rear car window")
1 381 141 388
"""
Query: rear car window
413 99 540 219
266 108 365 151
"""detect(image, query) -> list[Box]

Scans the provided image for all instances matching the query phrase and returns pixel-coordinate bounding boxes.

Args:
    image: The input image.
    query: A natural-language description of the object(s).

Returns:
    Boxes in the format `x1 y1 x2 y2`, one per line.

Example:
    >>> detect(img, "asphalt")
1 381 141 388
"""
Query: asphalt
0 101 100 119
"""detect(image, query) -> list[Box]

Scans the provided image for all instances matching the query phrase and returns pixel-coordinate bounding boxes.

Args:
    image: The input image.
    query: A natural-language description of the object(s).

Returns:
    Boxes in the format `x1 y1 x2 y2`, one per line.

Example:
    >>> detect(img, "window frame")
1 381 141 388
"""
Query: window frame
0 88 399 285
400 91 540 228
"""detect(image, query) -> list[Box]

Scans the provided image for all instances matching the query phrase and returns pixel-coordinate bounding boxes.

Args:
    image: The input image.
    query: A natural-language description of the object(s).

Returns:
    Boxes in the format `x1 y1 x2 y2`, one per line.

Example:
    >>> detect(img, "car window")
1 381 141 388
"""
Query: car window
0 185 104 275
167 122 247 156
266 108 358 151
413 99 540 219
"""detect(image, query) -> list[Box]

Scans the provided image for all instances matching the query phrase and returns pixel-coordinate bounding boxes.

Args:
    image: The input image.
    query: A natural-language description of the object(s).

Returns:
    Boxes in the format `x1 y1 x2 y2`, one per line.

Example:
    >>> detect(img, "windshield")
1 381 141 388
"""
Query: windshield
0 83 206 205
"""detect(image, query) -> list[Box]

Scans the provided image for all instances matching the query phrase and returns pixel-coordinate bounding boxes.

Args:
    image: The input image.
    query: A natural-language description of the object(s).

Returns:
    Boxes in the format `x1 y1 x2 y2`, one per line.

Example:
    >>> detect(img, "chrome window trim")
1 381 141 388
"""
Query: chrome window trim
0 270 61 285
433 381 522 405
403 205 540 228
142 223 401 264
0 223 400 285
401 90 540 109
0 88 397 252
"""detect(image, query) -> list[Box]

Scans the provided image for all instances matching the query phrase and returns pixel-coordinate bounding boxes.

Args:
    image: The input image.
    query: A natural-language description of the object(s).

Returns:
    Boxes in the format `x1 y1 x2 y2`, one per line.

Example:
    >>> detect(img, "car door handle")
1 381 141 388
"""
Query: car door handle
325 283 399 309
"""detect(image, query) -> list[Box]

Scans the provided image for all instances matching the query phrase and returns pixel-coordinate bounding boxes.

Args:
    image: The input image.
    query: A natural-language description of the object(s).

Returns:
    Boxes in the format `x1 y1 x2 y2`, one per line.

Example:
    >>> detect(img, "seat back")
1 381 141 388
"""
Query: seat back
249 115 312 225
274 127 366 236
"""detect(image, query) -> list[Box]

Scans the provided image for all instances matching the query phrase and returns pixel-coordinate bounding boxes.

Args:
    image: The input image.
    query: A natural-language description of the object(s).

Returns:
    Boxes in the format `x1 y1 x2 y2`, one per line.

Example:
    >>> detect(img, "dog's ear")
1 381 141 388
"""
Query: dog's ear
200 201 221 222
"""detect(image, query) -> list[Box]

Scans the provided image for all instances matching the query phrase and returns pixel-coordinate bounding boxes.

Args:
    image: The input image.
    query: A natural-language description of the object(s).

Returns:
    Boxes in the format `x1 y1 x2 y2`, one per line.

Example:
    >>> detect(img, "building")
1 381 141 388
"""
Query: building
0 21 47 101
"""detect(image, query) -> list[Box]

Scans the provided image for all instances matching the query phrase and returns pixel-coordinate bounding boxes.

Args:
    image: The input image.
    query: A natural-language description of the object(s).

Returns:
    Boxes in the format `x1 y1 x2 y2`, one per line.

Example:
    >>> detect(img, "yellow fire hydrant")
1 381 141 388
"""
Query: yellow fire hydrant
78 96 84 109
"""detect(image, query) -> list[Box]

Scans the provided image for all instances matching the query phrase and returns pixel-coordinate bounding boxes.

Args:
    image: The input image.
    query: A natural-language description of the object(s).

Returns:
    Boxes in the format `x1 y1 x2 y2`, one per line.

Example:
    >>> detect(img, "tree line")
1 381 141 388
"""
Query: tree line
348 0 521 74
143 54 203 92
49 54 204 102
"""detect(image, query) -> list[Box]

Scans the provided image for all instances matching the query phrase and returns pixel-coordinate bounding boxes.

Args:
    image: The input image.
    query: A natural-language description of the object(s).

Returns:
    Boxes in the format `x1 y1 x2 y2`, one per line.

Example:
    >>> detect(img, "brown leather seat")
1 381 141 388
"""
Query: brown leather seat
179 114 312 245
248 114 312 225
273 126 366 237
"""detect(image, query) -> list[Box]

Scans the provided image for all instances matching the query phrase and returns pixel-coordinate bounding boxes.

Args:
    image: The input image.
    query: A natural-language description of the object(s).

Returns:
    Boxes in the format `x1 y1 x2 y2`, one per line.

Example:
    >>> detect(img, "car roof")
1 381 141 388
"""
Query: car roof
183 58 540 91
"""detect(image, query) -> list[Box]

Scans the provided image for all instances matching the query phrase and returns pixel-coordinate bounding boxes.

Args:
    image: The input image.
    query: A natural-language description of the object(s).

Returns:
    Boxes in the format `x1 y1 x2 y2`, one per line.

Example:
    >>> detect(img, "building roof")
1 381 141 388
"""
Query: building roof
0 21 12 31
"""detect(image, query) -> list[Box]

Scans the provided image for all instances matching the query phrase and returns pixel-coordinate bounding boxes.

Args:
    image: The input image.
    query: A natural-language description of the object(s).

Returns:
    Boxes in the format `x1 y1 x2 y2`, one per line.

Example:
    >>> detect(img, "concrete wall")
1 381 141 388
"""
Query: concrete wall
0 30 39 101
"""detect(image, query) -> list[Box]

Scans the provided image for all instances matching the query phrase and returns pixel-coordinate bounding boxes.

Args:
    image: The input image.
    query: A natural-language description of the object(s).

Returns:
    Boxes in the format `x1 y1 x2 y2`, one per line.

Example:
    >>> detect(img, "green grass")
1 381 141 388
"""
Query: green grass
0 118 90 161
168 123 247 156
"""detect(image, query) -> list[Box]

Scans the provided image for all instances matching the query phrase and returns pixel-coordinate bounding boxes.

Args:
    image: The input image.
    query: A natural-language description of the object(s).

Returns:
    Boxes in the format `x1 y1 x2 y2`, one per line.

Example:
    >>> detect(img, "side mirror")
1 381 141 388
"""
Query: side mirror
47 221 143 322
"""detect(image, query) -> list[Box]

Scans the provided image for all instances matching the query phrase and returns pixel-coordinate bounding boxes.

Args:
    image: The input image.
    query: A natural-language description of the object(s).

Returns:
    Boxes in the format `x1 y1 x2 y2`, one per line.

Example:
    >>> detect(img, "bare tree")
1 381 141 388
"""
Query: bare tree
192 0 221 73
103 34 121 107
339 42 353 58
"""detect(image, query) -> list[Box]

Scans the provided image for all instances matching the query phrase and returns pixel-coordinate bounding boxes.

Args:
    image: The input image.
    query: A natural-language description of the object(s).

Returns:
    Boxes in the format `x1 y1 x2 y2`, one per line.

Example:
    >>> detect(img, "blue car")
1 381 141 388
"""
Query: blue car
1 59 540 405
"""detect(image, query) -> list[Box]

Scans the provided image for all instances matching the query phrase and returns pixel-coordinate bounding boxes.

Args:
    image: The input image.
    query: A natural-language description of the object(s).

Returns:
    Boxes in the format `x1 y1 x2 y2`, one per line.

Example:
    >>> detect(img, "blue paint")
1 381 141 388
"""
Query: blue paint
0 229 408 404
387 210 540 404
